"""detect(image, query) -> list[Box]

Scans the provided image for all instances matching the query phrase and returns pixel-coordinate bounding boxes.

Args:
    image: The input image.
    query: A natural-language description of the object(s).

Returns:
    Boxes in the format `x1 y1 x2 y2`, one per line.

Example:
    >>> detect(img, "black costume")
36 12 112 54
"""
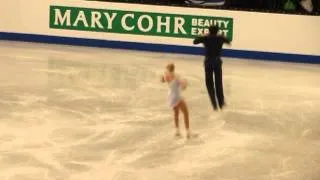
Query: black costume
193 32 231 110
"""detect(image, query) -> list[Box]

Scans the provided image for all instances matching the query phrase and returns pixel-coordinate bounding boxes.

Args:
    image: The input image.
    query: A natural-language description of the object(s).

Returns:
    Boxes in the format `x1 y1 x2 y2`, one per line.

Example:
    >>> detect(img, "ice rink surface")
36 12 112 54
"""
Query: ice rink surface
0 41 320 180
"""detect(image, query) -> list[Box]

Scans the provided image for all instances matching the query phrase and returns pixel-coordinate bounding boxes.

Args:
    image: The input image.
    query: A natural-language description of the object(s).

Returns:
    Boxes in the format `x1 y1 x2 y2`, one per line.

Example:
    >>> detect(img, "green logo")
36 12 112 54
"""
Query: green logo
50 5 233 40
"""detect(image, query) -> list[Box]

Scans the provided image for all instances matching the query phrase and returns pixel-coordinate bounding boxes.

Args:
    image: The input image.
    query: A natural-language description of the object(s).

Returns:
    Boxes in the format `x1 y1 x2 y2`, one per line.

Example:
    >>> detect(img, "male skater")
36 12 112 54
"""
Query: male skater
193 25 231 111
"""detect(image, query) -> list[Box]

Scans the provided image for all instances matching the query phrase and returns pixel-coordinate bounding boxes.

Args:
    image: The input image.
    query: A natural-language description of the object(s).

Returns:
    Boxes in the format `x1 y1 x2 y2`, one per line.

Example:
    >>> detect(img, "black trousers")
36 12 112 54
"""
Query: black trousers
314 0 320 12
204 58 225 109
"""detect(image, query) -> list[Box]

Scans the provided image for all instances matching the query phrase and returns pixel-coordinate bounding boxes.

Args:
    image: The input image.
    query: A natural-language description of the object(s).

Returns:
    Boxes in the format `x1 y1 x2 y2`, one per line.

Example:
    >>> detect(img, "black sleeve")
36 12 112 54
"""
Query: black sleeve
222 36 231 44
193 36 205 45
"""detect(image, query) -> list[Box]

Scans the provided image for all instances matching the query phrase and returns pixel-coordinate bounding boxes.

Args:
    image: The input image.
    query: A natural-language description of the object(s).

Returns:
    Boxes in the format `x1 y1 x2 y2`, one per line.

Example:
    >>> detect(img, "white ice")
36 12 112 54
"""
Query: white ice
0 41 320 180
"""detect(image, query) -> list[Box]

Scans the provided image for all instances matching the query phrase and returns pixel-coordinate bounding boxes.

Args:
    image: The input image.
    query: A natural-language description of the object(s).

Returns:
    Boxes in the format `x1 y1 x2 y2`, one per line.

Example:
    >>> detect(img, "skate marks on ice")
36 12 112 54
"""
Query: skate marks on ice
0 41 320 180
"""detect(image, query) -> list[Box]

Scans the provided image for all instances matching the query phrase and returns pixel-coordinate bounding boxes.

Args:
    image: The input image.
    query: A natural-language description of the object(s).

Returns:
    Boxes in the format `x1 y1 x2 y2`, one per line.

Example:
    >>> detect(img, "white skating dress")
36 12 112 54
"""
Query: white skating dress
168 79 182 108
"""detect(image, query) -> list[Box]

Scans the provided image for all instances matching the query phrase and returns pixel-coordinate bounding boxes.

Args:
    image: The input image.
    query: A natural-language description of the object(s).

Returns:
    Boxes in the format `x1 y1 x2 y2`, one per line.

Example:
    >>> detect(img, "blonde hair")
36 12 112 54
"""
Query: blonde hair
166 63 175 73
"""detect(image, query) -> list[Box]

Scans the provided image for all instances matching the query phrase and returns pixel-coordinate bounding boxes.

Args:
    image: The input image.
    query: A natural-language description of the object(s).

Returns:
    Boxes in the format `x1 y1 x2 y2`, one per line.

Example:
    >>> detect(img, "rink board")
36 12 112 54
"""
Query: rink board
0 0 319 63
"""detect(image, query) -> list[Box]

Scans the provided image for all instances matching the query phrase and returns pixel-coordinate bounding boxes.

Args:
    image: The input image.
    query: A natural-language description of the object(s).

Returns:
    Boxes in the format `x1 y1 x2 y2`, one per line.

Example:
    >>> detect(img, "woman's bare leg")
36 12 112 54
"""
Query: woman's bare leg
173 105 180 136
179 100 190 138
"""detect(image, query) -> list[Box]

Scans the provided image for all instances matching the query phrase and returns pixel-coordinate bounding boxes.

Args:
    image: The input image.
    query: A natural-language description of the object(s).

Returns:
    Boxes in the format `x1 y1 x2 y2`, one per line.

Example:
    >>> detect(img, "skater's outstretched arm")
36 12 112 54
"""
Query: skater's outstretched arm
193 36 205 45
221 36 231 45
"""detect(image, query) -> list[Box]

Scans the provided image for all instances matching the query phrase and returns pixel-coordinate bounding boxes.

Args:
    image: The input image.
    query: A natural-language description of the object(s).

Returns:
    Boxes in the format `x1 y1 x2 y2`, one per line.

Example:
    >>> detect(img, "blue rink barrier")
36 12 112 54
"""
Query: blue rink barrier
1 32 319 64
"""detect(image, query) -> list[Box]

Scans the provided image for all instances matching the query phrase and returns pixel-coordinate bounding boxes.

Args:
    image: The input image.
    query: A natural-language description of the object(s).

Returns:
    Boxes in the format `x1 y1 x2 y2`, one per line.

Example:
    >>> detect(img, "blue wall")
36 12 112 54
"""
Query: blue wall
1 32 319 64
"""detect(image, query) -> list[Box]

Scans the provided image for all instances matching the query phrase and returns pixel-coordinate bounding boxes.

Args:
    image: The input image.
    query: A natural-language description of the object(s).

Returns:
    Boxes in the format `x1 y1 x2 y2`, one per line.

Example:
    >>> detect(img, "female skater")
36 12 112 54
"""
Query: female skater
161 63 191 138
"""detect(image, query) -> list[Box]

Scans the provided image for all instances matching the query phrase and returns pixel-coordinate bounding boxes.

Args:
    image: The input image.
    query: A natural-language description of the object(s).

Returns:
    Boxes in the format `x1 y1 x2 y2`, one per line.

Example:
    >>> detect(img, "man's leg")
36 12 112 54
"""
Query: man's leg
205 61 218 110
214 62 225 108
